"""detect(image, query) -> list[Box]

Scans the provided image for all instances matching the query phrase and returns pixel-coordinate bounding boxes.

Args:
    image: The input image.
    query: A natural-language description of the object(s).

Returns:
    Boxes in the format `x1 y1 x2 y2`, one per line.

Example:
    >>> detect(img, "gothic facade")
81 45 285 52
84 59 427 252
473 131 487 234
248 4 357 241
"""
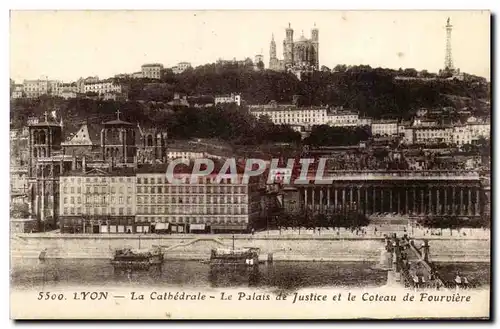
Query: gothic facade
269 23 319 73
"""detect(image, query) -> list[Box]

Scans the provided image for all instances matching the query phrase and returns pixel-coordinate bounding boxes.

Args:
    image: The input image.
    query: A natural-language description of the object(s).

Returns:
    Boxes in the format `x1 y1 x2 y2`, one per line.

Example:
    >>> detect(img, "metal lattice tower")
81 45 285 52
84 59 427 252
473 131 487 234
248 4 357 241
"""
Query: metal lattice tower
444 17 454 71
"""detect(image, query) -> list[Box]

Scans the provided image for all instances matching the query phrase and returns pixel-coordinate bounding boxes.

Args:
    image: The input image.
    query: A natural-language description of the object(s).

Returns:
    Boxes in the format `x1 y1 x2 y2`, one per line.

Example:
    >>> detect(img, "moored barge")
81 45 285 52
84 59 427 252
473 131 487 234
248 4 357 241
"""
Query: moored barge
111 247 164 269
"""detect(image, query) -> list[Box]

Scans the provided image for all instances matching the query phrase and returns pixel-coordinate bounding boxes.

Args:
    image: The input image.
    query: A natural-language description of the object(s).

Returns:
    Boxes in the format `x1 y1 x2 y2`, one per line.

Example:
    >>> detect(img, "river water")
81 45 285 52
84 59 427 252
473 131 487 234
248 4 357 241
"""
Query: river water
11 258 490 291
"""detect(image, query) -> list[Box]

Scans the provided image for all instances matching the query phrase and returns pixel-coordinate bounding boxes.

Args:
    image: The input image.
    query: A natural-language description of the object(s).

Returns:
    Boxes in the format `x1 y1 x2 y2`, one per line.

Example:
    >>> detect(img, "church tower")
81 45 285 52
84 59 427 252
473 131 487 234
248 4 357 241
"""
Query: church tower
269 34 279 70
284 23 294 67
311 23 319 69
270 34 276 59
100 110 137 168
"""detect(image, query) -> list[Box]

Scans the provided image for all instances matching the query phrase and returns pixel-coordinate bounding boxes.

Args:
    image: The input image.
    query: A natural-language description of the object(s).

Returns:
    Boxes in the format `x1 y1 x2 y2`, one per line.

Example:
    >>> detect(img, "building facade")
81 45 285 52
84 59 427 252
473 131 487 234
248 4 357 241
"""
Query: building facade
141 63 164 80
412 126 453 145
172 62 192 74
371 120 399 137
249 104 328 127
135 169 261 233
214 93 241 107
83 80 123 95
59 168 136 233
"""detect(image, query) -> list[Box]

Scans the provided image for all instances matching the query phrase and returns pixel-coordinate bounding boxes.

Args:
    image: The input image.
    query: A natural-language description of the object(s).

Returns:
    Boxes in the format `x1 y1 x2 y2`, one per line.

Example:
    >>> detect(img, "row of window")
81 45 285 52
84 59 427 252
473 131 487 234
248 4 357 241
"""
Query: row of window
137 177 245 185
63 195 132 205
61 176 253 187
137 195 248 204
62 207 133 216
136 216 247 224
62 177 134 184
137 185 248 194
136 205 248 215
62 185 249 196
62 185 133 194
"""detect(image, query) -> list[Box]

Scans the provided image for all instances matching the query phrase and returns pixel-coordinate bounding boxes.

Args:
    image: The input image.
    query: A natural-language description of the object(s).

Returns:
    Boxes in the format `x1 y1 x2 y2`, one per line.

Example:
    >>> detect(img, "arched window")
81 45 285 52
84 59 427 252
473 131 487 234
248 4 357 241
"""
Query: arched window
33 148 38 158
147 135 153 147
39 131 46 144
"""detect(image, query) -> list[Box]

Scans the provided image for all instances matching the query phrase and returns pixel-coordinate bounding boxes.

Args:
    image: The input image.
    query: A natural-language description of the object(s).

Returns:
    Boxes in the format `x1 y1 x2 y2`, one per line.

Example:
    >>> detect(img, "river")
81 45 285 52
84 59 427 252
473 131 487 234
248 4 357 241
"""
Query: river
11 258 490 291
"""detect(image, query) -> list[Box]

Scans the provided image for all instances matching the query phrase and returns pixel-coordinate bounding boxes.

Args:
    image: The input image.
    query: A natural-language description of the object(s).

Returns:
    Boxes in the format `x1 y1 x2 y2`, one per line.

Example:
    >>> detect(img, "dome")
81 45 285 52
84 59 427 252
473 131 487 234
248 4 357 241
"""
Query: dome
297 35 308 43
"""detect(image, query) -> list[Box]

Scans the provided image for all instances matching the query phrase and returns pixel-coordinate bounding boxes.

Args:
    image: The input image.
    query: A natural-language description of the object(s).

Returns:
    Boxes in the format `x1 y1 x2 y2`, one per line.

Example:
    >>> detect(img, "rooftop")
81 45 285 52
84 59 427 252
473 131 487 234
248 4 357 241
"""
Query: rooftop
142 63 164 68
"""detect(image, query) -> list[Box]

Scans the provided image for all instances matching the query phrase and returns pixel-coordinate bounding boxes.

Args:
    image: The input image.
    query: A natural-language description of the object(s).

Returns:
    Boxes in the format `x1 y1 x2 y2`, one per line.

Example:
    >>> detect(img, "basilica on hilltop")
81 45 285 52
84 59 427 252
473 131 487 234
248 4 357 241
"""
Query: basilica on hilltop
269 23 319 75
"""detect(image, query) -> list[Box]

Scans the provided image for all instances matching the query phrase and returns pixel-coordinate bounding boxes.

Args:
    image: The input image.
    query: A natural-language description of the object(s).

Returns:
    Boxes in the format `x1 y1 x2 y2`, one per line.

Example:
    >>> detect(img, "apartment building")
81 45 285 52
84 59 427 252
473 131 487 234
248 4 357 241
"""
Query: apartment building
172 62 192 74
135 164 261 233
412 126 453 144
58 168 136 233
371 120 399 136
83 79 123 95
215 93 242 107
249 104 328 126
141 63 164 80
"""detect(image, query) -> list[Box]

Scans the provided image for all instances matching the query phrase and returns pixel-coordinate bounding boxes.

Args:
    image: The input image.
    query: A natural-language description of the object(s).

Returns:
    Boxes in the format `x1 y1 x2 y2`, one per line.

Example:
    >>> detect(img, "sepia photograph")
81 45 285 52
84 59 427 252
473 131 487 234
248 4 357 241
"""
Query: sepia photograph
9 9 491 320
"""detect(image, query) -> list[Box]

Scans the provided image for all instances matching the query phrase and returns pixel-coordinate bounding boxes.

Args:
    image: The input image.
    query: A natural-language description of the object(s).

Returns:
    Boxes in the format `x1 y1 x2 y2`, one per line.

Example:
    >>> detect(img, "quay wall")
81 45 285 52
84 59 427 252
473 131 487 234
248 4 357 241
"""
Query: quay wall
11 234 490 263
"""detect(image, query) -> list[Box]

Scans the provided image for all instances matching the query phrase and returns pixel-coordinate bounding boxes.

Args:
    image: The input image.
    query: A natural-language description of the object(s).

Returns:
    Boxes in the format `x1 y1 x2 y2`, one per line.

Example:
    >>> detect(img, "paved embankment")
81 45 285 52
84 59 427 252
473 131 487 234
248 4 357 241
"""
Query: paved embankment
10 233 490 263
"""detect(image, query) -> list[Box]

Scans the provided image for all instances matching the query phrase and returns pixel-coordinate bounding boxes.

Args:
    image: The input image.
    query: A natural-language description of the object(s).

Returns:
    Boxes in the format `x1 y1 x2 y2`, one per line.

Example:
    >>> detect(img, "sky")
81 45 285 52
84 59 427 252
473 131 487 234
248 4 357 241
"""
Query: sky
9 10 491 83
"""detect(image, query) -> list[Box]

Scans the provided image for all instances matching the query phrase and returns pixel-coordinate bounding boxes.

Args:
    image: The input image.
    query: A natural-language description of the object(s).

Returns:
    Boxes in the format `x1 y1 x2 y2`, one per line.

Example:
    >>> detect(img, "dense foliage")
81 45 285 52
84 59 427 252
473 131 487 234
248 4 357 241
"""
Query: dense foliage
417 215 489 229
152 64 488 118
269 210 370 230
10 98 301 146
304 125 371 146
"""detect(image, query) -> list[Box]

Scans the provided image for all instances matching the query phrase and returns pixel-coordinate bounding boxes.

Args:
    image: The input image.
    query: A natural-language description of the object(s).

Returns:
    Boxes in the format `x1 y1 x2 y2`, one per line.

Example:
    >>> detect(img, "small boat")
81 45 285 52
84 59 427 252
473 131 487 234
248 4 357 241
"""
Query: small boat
210 247 260 266
209 235 260 266
111 247 163 269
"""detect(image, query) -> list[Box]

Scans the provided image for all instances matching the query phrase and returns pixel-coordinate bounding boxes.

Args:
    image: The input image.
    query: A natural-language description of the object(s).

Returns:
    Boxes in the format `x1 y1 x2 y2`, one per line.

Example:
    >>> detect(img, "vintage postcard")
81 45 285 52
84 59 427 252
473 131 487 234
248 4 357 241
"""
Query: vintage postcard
9 10 491 320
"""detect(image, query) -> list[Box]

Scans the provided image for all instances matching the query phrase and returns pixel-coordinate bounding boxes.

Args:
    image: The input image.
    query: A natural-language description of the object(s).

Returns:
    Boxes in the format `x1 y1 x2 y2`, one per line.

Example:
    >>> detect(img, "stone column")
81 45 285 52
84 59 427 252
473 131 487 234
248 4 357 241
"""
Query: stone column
397 188 401 215
444 187 448 215
420 189 424 215
405 188 409 215
319 188 324 213
312 188 315 213
475 189 480 216
357 188 361 213
372 187 376 214
334 188 338 210
349 187 354 209
304 188 308 211
380 187 384 213
364 187 368 214
413 187 417 214
452 187 456 215
436 188 440 215
327 188 331 208
459 188 464 215
342 188 346 211
389 189 393 214
468 188 472 215
428 187 432 215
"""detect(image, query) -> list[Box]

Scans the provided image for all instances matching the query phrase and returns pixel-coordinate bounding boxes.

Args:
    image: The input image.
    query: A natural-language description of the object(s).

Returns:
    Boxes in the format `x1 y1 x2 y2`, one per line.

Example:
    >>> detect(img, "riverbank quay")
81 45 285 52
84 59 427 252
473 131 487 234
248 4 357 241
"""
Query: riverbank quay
11 232 490 263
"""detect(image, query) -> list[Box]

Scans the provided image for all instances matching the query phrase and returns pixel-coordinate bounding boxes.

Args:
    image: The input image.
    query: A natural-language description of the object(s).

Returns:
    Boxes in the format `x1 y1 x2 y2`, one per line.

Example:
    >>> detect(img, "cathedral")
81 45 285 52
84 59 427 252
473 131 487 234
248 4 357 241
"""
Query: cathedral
269 23 319 73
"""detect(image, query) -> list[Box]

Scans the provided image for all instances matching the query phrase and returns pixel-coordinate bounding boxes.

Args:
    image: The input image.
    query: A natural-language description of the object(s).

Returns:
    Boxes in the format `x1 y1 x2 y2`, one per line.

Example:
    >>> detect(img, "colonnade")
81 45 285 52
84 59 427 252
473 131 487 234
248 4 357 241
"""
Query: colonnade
300 184 483 216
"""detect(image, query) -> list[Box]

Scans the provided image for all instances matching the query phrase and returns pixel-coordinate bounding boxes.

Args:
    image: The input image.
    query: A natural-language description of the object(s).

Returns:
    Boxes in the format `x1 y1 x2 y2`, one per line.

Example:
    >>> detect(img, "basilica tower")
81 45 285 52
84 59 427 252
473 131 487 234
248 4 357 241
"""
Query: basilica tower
284 23 294 67
269 34 279 70
311 23 319 69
